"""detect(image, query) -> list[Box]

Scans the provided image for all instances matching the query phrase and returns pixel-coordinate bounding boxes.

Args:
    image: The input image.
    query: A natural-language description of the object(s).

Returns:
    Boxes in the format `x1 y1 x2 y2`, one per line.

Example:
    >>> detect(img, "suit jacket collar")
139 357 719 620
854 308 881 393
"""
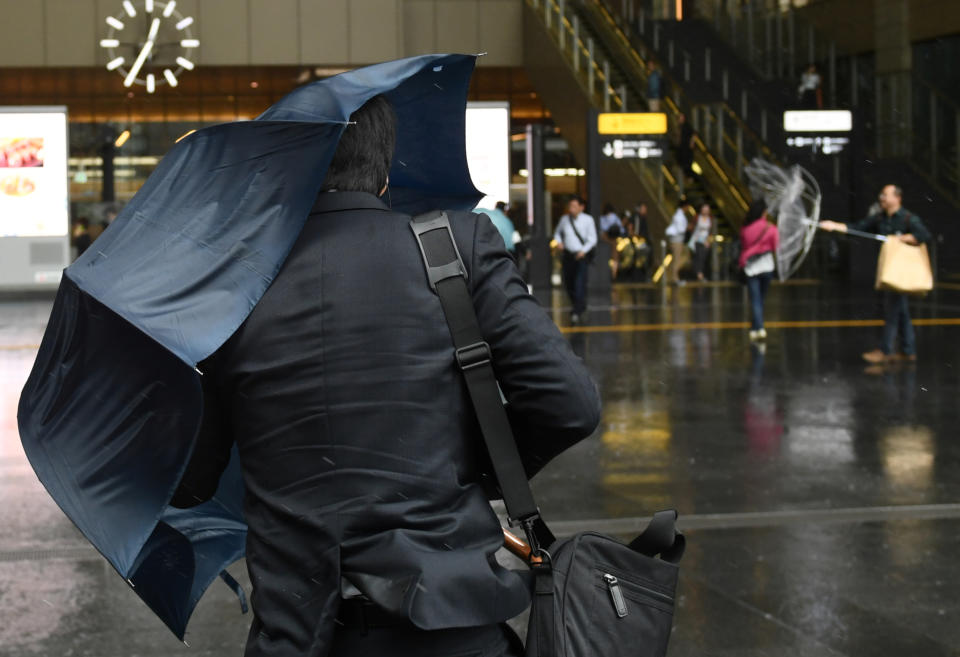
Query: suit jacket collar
310 191 392 215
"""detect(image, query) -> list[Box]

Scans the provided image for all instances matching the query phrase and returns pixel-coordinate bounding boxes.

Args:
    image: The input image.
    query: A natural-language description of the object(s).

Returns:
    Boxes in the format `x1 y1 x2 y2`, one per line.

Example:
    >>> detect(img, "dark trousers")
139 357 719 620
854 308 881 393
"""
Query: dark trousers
562 250 589 314
746 273 772 331
882 292 916 356
330 622 523 657
694 243 709 278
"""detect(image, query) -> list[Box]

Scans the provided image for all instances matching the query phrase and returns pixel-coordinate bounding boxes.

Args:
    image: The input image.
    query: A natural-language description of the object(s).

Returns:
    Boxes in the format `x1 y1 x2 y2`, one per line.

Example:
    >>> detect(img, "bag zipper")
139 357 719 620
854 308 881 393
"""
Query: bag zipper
603 573 629 618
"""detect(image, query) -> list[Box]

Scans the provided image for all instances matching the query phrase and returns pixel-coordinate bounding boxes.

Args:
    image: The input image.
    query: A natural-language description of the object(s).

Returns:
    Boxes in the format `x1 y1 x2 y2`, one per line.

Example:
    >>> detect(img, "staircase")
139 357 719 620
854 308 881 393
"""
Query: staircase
521 0 769 241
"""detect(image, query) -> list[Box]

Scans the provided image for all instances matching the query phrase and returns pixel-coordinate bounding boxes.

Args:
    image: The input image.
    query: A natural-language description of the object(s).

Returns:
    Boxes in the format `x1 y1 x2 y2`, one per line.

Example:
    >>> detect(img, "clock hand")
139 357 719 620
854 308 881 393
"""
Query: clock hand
147 16 160 42
124 40 153 87
124 18 160 87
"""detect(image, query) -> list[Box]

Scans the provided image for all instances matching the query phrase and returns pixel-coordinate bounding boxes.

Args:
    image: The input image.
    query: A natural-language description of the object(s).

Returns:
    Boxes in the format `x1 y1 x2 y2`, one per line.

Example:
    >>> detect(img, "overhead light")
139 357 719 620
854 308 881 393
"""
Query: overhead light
180 39 199 48
106 56 125 71
163 1 177 18
250 81 259 89
145 0 154 11
176 57 194 70
163 68 178 87
312 67 352 77
114 130 131 148
146 74 155 93
176 16 193 30
106 16 125 30
100 39 120 48
516 168 587 177
122 0 137 17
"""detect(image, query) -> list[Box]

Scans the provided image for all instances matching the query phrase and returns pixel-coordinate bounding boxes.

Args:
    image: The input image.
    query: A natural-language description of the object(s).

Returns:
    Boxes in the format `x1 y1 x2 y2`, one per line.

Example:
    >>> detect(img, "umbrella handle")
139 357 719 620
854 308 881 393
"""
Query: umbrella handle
503 528 544 564
812 219 888 242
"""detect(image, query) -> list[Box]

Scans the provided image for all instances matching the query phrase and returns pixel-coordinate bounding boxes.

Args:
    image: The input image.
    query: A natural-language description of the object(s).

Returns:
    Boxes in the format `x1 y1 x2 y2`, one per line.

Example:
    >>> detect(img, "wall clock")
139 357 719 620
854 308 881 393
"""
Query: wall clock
100 0 199 93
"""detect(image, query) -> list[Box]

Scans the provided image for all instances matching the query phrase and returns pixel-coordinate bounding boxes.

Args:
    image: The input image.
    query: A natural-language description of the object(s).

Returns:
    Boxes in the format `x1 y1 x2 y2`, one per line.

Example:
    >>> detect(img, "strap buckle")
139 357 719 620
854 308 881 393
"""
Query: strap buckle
511 511 541 548
455 341 492 371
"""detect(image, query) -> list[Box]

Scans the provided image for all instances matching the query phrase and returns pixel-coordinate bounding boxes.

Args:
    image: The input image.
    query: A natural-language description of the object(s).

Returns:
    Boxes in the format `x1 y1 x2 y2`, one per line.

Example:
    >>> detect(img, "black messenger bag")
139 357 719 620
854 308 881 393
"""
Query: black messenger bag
411 211 685 657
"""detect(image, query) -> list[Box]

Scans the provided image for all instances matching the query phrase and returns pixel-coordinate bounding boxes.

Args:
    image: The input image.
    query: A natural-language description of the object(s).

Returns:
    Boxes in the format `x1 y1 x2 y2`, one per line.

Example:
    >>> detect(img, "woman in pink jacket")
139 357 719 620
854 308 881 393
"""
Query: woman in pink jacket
739 200 780 340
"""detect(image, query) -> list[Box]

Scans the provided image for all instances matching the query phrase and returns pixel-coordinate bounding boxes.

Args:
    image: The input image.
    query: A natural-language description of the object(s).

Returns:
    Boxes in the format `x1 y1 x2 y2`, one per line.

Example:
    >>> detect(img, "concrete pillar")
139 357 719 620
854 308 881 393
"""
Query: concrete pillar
873 0 912 158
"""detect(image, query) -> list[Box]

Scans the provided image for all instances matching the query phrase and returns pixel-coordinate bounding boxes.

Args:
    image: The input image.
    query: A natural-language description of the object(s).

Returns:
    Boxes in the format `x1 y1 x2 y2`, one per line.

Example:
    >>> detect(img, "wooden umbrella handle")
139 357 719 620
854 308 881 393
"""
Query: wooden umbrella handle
502 528 543 564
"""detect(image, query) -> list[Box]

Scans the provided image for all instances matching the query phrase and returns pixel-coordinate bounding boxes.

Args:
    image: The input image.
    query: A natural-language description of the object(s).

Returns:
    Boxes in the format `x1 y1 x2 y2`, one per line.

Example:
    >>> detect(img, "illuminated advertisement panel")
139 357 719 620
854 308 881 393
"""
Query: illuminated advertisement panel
0 107 69 290
0 109 69 237
465 101 510 210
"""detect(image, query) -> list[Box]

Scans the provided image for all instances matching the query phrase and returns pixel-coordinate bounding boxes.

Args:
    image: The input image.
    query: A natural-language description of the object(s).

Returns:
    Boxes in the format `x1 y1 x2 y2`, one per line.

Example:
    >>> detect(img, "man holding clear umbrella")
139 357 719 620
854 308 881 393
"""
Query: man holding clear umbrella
821 184 932 363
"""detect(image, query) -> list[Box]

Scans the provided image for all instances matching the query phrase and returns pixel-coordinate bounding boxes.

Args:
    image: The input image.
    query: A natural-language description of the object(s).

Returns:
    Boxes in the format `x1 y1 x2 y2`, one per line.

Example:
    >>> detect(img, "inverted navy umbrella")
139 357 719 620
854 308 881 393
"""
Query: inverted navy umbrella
18 53 483 640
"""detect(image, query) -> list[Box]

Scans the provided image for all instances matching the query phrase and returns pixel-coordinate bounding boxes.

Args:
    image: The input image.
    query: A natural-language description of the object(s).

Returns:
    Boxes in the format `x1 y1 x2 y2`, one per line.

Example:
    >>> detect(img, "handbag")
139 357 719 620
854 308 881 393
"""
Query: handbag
743 252 775 277
741 223 775 279
874 216 933 295
410 211 685 657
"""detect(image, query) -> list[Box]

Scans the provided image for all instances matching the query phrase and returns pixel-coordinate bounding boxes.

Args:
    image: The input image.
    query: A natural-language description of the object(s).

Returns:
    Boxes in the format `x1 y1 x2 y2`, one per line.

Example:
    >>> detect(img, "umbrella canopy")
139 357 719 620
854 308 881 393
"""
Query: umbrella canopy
744 158 821 282
18 53 483 640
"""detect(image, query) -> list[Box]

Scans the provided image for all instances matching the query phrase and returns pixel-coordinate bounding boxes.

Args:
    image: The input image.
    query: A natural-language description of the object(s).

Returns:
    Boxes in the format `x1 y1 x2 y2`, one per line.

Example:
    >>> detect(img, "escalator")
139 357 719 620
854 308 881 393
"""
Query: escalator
522 0 754 250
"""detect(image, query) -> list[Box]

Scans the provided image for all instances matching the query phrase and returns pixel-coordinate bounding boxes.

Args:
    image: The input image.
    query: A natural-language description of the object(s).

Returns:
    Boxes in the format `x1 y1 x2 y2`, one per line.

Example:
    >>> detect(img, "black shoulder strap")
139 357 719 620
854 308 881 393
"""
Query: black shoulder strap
409 211 554 551
566 215 588 250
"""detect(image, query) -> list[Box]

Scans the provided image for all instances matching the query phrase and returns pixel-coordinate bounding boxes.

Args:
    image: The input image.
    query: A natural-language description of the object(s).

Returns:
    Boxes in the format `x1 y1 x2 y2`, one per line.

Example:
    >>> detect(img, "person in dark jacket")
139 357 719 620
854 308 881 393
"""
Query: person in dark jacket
821 184 932 362
171 95 601 657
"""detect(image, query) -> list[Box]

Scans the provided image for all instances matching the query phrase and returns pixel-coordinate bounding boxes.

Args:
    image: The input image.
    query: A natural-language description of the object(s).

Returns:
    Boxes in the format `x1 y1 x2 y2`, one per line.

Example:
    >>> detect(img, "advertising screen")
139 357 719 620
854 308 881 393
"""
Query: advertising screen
465 102 510 210
0 109 69 237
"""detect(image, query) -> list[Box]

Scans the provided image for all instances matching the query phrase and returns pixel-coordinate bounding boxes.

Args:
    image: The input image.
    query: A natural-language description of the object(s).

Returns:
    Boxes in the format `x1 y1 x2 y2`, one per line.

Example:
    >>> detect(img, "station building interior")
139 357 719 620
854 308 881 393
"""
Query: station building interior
2 0 960 655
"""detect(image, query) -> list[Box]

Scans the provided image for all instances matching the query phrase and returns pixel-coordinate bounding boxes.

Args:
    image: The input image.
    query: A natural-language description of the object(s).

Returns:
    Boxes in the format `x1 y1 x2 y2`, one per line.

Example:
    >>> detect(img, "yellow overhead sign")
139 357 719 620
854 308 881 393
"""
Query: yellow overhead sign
597 112 668 135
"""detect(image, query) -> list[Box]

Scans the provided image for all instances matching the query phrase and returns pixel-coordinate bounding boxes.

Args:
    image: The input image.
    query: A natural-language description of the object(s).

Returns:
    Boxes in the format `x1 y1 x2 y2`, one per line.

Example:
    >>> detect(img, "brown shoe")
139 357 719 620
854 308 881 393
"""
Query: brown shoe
862 349 888 364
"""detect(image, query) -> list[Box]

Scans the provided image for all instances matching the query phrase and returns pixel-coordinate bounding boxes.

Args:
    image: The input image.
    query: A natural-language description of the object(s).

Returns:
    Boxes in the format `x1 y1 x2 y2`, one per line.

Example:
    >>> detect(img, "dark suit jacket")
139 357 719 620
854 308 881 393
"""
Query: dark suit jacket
173 191 601 657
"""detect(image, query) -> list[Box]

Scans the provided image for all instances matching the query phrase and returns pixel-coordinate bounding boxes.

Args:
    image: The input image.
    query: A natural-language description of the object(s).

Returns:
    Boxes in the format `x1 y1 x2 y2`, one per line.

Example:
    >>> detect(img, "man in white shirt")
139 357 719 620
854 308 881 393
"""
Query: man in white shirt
665 199 692 285
553 195 597 323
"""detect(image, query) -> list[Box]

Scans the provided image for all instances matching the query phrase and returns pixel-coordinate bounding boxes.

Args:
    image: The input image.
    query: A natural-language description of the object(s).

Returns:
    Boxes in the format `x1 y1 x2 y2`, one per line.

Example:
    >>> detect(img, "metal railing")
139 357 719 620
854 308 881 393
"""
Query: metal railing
582 1 780 210
529 0 679 222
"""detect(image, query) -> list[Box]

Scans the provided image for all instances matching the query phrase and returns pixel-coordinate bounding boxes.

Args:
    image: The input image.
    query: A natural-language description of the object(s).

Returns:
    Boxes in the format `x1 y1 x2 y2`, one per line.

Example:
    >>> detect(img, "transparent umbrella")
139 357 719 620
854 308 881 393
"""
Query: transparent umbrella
744 158 822 282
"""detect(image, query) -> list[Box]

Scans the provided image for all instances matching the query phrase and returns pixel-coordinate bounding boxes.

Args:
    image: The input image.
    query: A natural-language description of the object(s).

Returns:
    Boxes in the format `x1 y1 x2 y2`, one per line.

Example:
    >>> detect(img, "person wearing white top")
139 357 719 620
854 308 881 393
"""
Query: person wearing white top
690 203 713 281
553 196 597 322
798 63 822 109
664 200 692 284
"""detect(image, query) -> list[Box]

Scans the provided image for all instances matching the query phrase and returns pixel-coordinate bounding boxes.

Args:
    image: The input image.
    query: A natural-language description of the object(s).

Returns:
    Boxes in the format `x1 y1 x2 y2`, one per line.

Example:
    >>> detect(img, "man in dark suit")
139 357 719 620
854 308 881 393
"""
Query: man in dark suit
172 96 601 656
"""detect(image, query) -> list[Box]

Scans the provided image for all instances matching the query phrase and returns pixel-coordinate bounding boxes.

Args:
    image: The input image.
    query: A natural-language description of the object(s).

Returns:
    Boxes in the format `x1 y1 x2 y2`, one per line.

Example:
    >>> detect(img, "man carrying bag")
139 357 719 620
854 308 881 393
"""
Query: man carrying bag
821 184 933 363
412 211 685 657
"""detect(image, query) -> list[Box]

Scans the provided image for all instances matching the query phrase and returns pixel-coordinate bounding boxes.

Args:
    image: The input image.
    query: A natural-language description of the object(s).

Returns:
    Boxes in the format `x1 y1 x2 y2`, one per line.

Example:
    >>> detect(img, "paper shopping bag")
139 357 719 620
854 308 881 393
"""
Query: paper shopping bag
875 238 933 295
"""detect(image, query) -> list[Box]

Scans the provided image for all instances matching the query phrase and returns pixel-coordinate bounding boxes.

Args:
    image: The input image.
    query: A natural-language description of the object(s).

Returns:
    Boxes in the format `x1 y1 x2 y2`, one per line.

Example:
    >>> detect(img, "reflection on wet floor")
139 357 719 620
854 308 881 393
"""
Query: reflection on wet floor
2 282 960 655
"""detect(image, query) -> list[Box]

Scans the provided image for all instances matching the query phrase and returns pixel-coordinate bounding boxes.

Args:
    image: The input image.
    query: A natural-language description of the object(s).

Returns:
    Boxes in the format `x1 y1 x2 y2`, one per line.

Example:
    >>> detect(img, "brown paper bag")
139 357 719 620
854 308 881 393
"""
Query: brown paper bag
875 238 933 295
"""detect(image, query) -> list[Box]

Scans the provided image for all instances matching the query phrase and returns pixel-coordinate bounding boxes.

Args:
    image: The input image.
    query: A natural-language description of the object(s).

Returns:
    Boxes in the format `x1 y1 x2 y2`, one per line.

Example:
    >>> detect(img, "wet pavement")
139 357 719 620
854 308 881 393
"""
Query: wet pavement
3 281 960 656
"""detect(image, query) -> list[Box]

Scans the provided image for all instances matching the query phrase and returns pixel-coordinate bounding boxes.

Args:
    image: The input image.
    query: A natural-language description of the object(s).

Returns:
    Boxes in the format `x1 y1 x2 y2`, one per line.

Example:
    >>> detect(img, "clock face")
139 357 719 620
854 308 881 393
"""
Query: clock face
100 0 198 93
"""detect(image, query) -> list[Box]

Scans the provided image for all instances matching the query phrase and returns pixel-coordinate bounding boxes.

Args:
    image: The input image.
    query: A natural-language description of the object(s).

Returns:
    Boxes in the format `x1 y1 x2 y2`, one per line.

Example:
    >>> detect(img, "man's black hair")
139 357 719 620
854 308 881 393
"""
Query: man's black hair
496 201 507 211
602 202 616 215
570 195 587 207
321 95 397 196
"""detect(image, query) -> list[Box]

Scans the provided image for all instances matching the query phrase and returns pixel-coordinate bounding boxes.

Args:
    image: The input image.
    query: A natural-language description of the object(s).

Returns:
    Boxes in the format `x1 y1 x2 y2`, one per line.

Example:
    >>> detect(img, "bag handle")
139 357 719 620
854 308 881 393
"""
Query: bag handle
410 211 555 553
627 509 685 563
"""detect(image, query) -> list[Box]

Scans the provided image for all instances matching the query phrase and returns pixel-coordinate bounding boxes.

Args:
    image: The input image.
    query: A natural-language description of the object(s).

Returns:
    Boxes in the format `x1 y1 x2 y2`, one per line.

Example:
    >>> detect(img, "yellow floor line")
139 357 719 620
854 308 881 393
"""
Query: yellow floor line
560 318 960 334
